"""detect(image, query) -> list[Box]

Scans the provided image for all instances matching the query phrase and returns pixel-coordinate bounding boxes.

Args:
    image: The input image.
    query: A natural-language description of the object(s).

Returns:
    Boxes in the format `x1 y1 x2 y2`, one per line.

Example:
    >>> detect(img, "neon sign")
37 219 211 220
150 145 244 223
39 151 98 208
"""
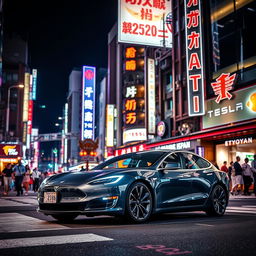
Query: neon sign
81 66 96 140
184 0 205 116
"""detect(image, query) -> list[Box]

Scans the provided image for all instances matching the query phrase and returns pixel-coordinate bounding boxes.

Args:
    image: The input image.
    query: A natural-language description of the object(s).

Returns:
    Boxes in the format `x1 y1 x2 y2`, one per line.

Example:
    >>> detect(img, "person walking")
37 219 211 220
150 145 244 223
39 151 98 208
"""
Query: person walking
12 160 26 196
221 161 229 174
2 163 13 195
242 158 253 196
233 156 244 195
32 168 41 192
23 165 31 195
228 161 235 192
251 154 256 196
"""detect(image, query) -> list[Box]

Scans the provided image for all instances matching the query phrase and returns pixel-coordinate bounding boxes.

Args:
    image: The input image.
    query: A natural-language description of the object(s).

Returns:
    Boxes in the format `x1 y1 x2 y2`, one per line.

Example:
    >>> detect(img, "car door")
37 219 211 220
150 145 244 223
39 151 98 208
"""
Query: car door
180 152 215 205
156 152 194 209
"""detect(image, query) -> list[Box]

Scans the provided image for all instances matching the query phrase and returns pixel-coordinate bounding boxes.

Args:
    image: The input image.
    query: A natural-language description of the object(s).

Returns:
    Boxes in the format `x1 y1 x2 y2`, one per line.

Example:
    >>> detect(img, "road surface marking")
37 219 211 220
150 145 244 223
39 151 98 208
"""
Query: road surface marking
0 233 113 249
195 223 214 227
0 213 68 233
226 206 256 214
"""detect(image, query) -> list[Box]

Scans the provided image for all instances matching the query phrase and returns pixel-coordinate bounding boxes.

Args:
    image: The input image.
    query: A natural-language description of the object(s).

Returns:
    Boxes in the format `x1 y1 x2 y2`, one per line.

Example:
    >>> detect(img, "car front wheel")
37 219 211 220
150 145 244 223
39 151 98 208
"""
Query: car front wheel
125 182 153 223
206 185 227 216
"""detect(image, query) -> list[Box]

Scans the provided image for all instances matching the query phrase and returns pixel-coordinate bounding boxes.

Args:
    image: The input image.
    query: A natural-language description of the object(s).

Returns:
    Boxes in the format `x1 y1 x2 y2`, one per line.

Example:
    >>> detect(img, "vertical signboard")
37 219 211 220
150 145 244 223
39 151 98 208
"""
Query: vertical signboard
184 0 205 116
81 66 96 140
122 46 146 144
64 103 68 163
147 58 156 134
23 73 30 122
27 100 33 134
106 104 115 147
32 69 37 100
118 0 172 48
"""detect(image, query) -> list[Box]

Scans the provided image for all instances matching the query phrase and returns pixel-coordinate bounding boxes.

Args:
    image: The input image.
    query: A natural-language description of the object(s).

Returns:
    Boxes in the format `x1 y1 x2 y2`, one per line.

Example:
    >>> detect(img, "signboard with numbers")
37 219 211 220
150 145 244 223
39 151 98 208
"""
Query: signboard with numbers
81 66 96 140
118 0 172 48
184 0 205 116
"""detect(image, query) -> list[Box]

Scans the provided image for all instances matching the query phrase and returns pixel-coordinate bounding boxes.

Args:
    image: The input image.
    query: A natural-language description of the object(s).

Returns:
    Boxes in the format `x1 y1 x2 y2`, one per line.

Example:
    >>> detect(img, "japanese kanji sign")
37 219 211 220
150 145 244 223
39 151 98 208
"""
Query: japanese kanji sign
184 0 205 116
81 66 95 140
118 0 172 48
211 73 236 103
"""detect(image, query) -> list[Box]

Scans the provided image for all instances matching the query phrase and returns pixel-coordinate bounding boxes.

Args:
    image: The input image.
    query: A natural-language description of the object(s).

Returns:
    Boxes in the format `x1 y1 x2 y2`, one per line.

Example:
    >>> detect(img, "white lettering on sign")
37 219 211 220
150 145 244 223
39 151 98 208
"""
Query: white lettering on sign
155 141 191 150
225 137 253 146
207 102 243 118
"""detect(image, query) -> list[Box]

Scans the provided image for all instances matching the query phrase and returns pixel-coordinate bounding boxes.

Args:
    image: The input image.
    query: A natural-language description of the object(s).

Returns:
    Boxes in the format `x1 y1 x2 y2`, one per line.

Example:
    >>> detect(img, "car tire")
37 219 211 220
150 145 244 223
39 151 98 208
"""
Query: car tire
51 213 78 222
205 184 228 217
125 182 153 223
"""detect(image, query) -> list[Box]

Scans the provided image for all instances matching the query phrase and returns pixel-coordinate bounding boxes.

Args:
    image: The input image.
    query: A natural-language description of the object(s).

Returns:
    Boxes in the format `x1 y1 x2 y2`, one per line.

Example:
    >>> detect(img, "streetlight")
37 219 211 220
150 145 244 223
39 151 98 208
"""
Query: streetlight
6 84 24 134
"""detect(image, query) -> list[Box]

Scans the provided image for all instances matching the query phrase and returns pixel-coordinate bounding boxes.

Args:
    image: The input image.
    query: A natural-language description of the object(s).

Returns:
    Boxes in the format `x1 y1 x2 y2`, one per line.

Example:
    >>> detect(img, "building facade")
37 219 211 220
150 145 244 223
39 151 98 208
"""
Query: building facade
109 0 256 167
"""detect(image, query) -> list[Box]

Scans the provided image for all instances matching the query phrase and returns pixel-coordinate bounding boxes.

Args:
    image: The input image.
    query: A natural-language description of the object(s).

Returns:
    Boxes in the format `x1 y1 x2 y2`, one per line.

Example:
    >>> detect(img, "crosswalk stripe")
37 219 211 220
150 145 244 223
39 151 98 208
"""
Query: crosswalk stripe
226 209 256 214
0 233 113 249
0 213 68 233
227 207 256 211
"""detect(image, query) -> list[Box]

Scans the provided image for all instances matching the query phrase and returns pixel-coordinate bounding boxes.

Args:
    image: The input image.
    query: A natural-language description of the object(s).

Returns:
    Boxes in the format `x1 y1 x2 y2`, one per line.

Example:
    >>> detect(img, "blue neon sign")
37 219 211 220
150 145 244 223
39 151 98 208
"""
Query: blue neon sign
81 66 96 140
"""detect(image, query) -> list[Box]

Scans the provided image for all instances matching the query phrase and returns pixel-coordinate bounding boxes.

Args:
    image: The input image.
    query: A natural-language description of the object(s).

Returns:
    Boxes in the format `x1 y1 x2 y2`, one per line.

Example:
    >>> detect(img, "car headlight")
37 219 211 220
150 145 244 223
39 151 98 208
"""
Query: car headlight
88 175 124 185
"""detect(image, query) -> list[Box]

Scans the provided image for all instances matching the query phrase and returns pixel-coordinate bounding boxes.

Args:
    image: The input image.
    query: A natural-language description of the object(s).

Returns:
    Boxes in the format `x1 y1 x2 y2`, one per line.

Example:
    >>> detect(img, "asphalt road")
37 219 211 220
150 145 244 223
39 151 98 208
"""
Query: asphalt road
0 193 256 256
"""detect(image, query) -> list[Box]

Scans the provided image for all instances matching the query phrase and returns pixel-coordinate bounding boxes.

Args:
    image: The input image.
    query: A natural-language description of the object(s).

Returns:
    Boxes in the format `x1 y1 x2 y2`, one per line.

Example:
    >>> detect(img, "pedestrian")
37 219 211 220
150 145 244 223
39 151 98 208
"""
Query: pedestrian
32 168 41 192
23 165 31 195
241 158 253 196
12 159 26 196
2 163 13 195
233 156 244 195
228 161 236 193
221 161 228 174
251 154 256 196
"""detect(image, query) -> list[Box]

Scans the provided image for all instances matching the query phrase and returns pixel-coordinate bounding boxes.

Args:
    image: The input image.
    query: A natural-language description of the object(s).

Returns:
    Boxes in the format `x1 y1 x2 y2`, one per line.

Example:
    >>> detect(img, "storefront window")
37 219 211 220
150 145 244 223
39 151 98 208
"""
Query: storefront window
209 0 256 88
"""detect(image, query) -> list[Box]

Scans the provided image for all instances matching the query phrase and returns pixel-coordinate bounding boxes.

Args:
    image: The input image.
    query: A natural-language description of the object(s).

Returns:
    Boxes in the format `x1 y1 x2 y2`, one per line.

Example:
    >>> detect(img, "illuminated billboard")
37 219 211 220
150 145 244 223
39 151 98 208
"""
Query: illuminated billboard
106 104 115 147
184 0 205 116
32 69 37 100
118 0 172 48
23 73 30 122
81 66 96 140
147 58 156 134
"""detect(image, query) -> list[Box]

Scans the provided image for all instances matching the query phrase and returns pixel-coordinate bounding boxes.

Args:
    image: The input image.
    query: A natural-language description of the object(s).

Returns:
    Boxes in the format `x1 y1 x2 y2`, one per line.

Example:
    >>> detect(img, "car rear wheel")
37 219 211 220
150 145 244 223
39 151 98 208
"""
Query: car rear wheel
51 213 78 222
205 185 227 216
126 182 153 223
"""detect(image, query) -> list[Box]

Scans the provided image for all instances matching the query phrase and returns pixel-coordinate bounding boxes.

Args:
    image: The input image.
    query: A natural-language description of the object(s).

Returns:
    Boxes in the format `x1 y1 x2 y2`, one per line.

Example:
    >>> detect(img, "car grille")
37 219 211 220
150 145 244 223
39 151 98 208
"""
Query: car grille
39 187 86 203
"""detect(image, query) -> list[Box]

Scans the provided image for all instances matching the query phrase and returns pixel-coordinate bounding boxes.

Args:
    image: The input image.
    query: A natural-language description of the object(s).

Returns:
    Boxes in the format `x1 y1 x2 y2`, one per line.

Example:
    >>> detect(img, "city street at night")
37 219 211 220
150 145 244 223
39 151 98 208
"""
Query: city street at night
0 194 256 256
1 0 256 255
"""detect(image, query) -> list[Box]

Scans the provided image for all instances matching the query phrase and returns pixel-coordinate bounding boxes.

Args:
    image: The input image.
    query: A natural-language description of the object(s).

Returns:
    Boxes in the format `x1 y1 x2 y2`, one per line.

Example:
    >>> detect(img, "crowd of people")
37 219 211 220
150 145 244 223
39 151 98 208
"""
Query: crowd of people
0 159 46 196
220 154 256 196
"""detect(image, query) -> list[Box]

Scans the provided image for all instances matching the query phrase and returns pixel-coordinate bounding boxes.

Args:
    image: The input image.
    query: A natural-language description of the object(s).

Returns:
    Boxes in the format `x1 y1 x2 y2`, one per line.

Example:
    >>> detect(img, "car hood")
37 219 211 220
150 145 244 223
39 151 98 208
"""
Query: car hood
45 169 127 186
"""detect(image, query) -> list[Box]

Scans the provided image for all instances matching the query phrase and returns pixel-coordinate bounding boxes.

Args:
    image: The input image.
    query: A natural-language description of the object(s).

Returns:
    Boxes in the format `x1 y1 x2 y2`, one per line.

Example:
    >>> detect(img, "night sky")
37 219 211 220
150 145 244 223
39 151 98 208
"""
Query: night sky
4 0 117 134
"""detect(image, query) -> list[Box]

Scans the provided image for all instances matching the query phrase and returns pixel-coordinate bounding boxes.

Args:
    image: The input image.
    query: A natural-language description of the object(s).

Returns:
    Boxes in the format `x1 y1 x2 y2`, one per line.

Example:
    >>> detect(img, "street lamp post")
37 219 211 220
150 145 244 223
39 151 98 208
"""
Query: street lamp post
6 84 24 134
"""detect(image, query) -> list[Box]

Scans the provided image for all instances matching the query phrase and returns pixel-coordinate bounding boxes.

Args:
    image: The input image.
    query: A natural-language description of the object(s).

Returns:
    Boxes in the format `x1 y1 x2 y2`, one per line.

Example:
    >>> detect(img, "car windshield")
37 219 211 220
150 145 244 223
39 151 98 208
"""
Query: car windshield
92 151 166 170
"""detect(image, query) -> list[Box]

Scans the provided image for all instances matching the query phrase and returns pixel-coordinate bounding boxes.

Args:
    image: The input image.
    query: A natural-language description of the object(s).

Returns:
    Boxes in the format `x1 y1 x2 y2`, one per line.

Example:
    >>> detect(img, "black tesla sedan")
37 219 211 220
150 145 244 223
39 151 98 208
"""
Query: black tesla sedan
38 150 229 223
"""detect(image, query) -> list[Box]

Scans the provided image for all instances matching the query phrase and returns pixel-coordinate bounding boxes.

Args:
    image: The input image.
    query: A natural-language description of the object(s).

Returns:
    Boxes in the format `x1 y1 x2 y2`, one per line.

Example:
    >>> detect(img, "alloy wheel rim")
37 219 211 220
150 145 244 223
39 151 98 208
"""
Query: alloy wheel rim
213 186 227 215
128 184 152 221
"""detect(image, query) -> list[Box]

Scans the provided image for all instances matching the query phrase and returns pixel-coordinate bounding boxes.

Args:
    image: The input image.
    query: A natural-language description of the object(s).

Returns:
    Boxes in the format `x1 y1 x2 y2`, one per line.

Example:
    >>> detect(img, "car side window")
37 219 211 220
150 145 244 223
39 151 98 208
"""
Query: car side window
182 153 199 169
159 153 181 169
181 153 210 169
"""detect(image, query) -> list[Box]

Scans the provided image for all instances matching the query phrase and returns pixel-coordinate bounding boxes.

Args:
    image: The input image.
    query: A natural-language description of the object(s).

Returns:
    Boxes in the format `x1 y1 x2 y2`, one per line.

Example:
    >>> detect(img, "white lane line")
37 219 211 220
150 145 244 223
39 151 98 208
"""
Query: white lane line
0 233 113 249
0 213 68 233
195 223 214 227
242 205 256 208
226 210 256 214
227 207 256 211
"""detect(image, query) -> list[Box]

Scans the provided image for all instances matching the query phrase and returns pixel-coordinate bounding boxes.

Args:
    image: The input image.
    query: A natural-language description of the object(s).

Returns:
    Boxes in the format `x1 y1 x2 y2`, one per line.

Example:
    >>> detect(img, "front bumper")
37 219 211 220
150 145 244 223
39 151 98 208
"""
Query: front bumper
37 185 124 216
